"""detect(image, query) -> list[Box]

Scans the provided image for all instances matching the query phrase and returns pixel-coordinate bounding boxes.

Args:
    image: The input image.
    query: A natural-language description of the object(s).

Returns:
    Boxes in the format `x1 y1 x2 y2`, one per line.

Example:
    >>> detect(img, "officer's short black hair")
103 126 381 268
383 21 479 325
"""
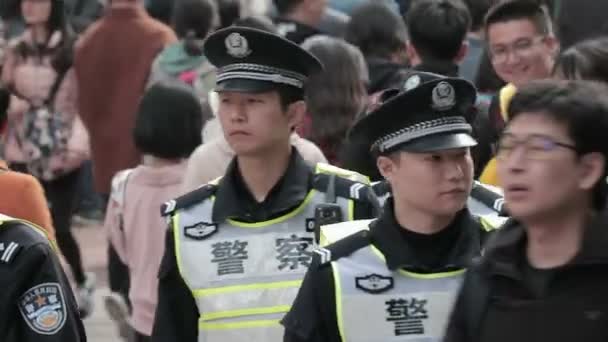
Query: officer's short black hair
406 0 471 62
134 83 203 159
278 86 304 110
508 80 608 210
345 3 407 60
484 0 552 37
462 0 497 32
274 0 303 15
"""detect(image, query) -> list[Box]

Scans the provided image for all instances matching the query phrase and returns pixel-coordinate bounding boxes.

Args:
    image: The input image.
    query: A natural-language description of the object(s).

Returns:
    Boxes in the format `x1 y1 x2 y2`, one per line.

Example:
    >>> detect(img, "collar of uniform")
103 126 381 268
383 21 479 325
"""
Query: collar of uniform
370 198 483 272
212 148 312 223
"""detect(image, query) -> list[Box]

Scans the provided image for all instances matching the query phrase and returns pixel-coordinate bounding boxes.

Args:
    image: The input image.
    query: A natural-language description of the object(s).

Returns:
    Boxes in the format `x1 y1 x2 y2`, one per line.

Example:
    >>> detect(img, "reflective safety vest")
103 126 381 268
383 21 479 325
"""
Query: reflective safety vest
331 243 464 342
171 165 364 342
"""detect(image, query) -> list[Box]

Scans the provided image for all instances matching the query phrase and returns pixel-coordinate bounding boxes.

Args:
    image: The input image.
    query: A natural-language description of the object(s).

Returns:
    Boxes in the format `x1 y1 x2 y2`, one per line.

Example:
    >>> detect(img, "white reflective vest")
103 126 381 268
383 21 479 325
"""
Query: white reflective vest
331 243 464 341
172 179 357 341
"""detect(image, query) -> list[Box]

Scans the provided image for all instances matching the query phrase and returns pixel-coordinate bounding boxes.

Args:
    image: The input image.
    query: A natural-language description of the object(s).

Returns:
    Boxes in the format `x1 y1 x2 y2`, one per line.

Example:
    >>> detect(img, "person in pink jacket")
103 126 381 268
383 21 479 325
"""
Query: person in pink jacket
104 83 204 342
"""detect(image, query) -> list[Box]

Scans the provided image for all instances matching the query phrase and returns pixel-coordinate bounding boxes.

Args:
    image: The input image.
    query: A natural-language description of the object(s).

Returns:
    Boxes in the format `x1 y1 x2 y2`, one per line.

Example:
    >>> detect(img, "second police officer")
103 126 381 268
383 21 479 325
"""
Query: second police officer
282 73 505 342
151 27 377 342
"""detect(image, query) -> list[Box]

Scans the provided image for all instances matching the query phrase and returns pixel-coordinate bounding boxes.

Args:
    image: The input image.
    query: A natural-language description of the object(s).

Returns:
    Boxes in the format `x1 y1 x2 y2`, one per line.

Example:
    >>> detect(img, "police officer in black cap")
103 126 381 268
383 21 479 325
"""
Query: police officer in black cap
282 74 503 342
0 214 86 341
151 27 377 342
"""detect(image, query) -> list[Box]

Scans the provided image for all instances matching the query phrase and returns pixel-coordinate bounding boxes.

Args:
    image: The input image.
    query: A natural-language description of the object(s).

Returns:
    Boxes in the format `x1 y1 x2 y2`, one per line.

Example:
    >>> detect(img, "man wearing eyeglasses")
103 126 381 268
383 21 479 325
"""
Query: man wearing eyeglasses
444 79 608 342
478 0 558 186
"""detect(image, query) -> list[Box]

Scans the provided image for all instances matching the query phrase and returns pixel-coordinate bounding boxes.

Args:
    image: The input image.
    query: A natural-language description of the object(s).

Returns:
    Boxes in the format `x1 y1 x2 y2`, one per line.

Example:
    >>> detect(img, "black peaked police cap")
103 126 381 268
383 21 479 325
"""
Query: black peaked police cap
203 27 323 93
351 72 478 155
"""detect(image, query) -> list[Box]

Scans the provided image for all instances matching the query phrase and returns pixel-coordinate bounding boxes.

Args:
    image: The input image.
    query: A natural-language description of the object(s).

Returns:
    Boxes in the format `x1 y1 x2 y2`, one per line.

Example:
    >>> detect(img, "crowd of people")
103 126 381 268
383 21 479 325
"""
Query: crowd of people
1 0 608 341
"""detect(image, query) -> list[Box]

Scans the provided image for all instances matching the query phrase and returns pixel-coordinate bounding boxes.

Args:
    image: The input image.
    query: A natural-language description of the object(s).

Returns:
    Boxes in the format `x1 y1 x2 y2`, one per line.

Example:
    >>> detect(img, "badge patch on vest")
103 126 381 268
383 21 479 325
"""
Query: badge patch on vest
184 222 218 240
18 283 67 335
356 274 394 294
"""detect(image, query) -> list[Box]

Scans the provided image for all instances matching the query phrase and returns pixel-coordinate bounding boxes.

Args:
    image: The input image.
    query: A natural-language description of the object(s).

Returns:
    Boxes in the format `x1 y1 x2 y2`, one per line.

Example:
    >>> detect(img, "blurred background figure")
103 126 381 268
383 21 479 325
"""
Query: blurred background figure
300 35 368 166
1 0 94 317
147 0 219 106
74 0 175 324
105 83 203 342
345 2 409 96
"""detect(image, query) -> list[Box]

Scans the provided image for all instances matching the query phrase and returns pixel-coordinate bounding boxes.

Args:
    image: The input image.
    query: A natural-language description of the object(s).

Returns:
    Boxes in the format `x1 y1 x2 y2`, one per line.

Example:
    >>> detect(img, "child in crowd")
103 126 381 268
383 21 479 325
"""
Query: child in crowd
104 83 203 342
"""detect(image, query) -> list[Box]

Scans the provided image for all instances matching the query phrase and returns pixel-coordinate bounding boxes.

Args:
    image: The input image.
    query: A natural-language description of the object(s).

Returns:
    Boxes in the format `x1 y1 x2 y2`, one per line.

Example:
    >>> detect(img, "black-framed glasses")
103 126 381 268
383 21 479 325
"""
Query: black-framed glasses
489 36 546 64
496 133 578 160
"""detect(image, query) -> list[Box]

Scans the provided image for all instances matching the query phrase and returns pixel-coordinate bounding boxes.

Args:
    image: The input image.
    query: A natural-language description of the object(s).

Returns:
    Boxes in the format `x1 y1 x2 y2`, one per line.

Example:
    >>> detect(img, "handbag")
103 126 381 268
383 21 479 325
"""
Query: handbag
20 69 89 180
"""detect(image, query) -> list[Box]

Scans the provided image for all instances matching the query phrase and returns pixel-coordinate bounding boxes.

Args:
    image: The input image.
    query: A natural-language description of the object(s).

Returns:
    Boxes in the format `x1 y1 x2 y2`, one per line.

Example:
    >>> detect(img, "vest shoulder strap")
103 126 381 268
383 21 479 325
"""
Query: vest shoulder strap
314 229 372 268
161 183 218 217
314 163 370 184
312 171 377 204
471 181 506 215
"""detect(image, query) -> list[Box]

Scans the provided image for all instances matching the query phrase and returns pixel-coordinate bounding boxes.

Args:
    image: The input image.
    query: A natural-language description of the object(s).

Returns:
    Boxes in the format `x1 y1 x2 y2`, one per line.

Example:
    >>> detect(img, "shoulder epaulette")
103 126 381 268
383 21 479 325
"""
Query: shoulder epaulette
470 181 507 216
0 241 21 263
313 229 371 267
314 163 371 184
313 172 376 202
161 183 218 217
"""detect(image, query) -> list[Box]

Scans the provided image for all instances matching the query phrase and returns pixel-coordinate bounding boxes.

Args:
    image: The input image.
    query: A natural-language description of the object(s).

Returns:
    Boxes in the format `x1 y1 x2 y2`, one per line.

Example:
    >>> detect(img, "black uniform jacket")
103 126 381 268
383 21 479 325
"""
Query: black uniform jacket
0 221 86 341
282 198 491 342
444 212 608 342
151 151 375 342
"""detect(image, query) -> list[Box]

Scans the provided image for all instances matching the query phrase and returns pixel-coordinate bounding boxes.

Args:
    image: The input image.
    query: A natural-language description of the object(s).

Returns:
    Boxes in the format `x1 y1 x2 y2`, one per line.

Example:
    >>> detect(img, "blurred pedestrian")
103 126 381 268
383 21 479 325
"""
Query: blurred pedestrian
105 83 203 342
148 0 218 104
74 0 176 322
300 35 368 165
345 2 409 95
1 0 93 317
0 85 53 238
273 0 326 44
445 80 608 342
478 0 558 185
553 37 608 83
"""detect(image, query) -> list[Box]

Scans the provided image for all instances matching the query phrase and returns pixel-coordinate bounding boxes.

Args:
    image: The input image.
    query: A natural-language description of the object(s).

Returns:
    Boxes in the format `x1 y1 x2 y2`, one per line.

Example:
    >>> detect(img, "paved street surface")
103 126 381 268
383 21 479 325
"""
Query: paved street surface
73 223 123 342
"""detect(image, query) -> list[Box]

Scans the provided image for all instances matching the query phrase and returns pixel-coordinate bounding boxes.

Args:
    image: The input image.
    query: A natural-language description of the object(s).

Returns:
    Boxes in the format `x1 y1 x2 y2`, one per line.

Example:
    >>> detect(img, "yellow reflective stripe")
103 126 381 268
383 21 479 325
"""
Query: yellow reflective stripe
314 163 371 184
227 190 316 228
173 213 192 289
193 280 302 297
201 305 291 321
397 268 466 279
370 246 466 279
209 176 222 186
347 200 354 221
331 262 347 342
479 217 494 232
199 319 280 330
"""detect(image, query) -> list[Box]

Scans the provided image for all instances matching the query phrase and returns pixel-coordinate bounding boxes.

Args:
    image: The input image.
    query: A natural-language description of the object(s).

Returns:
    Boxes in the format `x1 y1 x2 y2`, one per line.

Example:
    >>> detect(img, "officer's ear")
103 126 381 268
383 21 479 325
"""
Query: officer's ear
285 100 306 130
377 153 401 182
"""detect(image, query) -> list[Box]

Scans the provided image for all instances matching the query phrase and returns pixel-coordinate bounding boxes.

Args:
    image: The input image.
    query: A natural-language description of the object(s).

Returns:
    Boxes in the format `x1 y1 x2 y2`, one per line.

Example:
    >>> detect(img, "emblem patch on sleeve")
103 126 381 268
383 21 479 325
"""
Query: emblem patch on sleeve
18 283 67 335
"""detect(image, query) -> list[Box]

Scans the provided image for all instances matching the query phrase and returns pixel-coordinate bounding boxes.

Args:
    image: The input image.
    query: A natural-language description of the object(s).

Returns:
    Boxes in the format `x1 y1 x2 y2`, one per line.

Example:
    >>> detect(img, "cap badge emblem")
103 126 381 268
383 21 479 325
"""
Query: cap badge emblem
225 32 251 58
432 81 456 111
404 75 421 91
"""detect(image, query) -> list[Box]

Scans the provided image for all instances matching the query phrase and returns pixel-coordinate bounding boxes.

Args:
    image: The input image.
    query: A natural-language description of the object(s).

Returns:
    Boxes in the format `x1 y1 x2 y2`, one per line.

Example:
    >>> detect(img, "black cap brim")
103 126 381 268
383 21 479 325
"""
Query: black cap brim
215 79 279 93
399 132 477 153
